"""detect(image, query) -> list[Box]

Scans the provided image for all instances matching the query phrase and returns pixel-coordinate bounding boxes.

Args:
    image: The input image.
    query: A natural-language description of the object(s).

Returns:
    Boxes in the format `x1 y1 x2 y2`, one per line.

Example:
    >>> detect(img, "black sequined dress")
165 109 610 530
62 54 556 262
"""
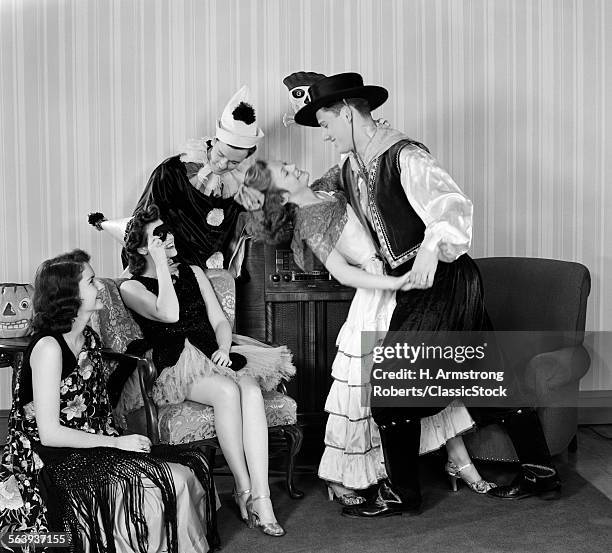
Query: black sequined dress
130 263 219 371
116 264 295 414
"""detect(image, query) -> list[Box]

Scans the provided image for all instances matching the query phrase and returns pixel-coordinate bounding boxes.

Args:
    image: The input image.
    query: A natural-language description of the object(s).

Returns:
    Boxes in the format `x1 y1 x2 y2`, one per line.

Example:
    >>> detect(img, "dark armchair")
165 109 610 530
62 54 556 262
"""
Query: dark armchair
464 257 591 461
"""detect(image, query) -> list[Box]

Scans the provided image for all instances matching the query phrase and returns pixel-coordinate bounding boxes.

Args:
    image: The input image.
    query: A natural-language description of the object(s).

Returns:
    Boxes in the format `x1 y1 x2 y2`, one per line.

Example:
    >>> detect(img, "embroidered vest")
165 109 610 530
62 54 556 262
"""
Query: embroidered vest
341 139 429 275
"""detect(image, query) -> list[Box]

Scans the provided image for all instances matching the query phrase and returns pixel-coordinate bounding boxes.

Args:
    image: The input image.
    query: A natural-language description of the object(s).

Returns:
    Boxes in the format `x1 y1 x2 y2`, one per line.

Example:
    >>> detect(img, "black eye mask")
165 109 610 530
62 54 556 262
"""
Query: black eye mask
152 223 172 242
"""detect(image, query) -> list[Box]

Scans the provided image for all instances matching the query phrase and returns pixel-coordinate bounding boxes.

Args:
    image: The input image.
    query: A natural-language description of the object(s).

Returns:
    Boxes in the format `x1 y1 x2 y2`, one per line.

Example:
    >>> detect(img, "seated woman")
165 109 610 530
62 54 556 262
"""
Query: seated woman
116 204 288 537
244 160 496 506
0 249 218 552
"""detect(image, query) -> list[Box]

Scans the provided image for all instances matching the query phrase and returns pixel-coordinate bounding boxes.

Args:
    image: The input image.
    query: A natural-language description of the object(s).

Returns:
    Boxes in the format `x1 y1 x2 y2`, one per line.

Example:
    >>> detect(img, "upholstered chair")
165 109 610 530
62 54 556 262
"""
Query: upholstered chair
464 257 591 460
90 269 304 498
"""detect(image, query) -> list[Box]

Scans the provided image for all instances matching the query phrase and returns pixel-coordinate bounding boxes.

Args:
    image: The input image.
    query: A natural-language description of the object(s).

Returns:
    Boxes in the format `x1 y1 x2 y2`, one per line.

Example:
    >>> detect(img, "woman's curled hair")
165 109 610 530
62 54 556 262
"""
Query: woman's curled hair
32 249 90 334
243 160 295 244
124 204 161 276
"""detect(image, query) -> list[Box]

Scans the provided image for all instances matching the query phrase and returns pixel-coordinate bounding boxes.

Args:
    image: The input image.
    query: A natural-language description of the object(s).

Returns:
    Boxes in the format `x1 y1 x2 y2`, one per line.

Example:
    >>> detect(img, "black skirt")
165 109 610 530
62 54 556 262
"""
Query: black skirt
372 254 492 425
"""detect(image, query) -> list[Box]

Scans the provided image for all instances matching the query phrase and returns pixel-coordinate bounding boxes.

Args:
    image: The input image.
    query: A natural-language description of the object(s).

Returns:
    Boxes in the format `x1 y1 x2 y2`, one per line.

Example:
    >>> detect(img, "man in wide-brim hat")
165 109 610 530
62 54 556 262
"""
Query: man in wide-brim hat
295 72 561 517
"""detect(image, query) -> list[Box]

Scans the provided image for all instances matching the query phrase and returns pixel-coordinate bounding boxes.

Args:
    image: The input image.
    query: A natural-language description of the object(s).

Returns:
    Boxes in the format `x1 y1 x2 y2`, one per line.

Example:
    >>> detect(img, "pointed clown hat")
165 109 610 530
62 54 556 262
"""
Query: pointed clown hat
88 212 131 245
215 85 264 149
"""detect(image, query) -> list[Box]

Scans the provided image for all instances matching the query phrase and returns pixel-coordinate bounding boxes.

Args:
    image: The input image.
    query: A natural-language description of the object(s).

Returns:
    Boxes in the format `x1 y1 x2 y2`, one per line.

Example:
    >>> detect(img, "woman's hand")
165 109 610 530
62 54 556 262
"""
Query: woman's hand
392 273 414 291
406 245 439 289
115 434 152 453
148 235 168 266
211 348 232 367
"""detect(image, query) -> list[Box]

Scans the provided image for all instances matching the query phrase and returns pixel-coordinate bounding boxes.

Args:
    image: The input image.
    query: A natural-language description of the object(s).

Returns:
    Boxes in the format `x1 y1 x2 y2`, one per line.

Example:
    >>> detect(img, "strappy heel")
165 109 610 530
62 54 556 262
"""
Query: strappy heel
232 488 252 525
250 495 286 537
445 461 497 494
326 482 366 506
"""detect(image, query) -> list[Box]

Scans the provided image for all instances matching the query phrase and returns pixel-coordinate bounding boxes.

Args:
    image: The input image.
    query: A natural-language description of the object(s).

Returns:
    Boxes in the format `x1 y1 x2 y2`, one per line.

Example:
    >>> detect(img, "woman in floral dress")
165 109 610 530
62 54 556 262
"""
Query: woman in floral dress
0 249 218 552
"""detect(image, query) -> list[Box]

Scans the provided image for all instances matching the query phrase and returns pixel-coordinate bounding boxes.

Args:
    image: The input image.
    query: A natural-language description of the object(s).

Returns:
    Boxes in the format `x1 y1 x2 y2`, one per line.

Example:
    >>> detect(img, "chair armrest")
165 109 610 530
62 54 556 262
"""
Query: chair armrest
101 349 160 444
524 345 590 397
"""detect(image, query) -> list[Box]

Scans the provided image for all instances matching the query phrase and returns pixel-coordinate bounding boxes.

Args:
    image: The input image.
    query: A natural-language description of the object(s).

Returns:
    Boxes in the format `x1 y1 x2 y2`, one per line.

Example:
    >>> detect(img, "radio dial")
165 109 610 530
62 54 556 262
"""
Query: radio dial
283 274 292 282
271 274 281 282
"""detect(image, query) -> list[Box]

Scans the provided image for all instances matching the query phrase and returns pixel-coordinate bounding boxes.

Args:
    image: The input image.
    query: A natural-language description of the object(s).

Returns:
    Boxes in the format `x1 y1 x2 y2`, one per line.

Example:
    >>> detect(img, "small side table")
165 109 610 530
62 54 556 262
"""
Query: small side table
0 337 32 391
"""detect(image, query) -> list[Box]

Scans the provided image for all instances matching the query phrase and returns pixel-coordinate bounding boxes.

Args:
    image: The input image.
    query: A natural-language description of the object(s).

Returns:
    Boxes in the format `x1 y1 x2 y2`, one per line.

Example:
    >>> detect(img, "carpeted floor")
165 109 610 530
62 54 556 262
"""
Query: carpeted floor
214 460 612 553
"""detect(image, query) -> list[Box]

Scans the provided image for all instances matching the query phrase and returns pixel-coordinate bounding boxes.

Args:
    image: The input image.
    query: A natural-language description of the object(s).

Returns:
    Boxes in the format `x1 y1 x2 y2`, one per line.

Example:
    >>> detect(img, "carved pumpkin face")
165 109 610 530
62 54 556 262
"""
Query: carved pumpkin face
0 283 34 338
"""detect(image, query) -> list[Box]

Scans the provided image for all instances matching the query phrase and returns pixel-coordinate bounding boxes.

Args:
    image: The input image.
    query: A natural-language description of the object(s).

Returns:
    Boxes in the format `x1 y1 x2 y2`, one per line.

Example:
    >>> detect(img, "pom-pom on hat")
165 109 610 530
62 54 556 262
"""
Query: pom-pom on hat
215 85 264 149
87 212 132 245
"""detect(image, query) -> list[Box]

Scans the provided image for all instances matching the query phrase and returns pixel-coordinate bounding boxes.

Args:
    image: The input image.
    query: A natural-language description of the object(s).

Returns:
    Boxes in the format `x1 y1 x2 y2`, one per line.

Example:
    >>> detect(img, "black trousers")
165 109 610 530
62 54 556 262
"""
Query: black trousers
372 408 426 503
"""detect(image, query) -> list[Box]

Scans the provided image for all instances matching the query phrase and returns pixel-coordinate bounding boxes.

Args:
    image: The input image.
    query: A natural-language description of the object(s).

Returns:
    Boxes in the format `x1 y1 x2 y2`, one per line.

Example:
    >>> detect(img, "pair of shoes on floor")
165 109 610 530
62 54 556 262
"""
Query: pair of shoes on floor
341 479 422 519
326 482 366 506
487 463 561 500
445 460 497 494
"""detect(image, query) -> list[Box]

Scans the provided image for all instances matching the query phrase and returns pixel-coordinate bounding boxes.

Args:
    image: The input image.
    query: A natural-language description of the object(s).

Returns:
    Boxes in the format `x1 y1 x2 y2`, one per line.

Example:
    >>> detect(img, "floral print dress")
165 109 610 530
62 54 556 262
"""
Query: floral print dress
0 326 118 532
0 326 219 553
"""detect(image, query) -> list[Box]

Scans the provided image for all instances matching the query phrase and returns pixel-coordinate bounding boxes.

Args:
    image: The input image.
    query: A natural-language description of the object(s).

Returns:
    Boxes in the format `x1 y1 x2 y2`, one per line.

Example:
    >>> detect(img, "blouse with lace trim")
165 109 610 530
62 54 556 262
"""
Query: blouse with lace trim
292 193 348 271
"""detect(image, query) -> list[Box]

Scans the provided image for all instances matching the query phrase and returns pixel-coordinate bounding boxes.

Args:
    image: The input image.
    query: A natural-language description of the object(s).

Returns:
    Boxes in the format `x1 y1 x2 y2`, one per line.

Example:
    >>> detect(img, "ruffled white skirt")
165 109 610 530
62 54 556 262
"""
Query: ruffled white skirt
318 258 395 490
419 399 475 455
116 337 294 418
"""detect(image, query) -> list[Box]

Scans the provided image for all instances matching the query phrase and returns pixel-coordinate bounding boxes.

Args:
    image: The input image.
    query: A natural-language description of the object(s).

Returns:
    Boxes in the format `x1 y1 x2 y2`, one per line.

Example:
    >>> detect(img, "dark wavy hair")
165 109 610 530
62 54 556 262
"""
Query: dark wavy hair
124 204 161 276
32 249 91 333
243 160 296 244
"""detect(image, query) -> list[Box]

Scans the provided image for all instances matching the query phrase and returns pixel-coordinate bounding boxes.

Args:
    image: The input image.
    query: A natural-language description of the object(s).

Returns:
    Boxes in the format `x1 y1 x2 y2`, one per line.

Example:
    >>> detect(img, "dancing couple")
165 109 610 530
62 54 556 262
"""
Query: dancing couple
244 72 561 517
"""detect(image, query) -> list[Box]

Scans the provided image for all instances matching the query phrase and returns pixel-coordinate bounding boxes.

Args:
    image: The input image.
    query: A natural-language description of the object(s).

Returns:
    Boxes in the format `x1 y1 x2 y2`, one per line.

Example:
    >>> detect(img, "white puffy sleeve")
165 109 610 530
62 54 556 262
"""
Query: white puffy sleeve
399 145 473 262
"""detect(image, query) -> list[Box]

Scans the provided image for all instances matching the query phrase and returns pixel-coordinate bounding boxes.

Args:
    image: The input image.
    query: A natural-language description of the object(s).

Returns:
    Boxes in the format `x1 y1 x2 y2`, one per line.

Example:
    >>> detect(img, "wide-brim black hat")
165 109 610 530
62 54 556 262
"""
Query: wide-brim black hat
294 72 388 127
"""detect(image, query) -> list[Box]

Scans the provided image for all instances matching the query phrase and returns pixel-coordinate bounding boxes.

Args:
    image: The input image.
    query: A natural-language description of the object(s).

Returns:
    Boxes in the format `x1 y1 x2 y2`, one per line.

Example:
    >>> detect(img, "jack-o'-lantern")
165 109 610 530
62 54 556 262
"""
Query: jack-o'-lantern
0 283 34 338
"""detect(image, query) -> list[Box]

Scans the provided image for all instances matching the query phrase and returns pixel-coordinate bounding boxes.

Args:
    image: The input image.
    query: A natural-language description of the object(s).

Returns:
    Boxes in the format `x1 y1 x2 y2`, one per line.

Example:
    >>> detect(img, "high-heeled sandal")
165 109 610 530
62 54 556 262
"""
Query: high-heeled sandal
232 488 252 525
445 461 497 494
250 495 286 537
326 482 366 506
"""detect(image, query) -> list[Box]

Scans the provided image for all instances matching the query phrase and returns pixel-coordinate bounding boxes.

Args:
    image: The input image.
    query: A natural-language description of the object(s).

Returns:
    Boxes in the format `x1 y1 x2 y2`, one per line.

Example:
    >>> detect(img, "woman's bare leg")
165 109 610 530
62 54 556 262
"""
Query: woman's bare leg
446 435 485 483
237 375 278 523
186 375 251 495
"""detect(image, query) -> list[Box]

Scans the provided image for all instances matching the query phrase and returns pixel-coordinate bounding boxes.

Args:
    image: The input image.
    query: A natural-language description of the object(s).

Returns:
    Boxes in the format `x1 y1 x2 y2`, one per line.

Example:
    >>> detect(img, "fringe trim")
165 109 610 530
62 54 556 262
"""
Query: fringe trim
41 446 219 553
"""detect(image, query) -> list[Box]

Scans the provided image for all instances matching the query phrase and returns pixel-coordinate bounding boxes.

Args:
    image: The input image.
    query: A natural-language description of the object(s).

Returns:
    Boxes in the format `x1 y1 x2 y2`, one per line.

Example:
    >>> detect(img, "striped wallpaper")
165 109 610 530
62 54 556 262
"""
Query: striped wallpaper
0 0 610 395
